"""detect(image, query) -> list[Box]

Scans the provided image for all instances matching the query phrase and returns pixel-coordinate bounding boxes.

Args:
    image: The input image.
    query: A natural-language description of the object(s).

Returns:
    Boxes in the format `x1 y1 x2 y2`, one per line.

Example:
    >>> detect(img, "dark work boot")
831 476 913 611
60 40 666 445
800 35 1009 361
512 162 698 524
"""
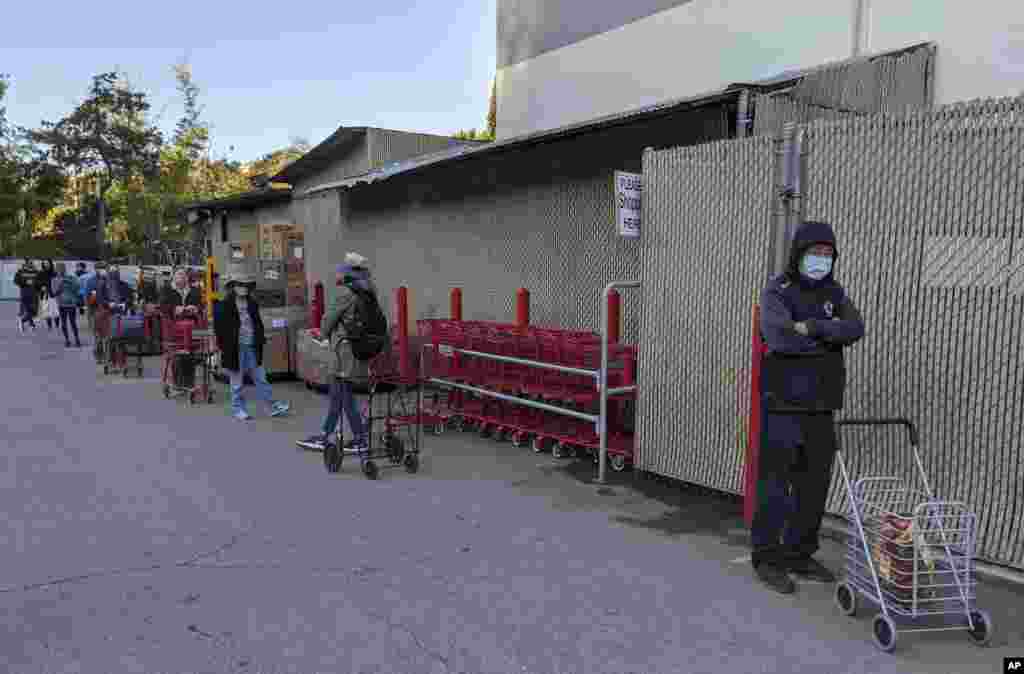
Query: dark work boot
787 557 836 583
755 563 796 594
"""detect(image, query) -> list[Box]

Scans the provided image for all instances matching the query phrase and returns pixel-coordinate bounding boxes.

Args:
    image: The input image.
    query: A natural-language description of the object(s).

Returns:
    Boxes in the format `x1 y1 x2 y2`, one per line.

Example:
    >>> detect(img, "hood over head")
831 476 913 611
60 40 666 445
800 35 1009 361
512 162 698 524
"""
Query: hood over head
787 220 838 286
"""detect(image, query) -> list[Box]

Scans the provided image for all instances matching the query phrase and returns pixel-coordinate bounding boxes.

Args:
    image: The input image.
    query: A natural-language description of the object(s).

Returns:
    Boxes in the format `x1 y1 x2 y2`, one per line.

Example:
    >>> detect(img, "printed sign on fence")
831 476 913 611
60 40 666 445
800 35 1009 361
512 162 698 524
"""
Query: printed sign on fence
614 171 642 238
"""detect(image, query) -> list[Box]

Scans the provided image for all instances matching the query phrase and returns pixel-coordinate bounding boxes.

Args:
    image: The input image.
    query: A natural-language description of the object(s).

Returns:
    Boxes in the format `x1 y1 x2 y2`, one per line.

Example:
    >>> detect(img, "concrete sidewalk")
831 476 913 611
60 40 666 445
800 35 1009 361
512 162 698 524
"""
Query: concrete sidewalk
0 309 1020 673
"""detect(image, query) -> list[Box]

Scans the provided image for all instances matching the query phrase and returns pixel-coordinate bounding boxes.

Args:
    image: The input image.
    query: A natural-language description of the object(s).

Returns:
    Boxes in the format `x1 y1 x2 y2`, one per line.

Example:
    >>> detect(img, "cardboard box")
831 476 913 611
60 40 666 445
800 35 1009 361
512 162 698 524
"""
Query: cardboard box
264 329 291 375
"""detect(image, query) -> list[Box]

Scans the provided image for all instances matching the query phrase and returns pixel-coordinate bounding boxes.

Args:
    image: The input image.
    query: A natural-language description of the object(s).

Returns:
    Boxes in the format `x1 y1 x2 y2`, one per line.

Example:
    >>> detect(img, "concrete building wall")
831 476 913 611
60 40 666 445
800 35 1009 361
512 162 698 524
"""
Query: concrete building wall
206 202 294 276
496 0 1024 139
299 108 731 335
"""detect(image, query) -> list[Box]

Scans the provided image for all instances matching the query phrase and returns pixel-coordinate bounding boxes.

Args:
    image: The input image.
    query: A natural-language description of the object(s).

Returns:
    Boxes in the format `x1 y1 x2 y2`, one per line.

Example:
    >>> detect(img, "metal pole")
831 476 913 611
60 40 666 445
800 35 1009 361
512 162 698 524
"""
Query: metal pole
599 280 640 485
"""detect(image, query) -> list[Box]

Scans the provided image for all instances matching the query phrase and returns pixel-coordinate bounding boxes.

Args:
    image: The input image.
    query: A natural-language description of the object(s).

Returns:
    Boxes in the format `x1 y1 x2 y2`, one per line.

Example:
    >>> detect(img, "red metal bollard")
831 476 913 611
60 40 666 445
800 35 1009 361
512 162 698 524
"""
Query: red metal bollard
607 289 621 344
396 286 411 380
515 288 530 332
311 281 325 330
450 287 463 321
744 304 764 526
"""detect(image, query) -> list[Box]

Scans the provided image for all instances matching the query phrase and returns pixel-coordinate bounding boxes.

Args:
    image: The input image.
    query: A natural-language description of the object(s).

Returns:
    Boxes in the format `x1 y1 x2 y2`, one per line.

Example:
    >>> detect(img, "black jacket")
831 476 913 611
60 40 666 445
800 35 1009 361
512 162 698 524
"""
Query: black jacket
159 284 202 313
13 267 39 300
760 221 865 412
97 277 136 310
213 295 265 371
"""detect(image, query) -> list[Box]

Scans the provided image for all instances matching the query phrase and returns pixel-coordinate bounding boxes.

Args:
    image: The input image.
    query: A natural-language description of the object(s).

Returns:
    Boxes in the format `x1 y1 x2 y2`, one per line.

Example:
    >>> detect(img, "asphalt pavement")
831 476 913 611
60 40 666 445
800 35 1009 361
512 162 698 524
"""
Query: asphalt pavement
1 307 1021 674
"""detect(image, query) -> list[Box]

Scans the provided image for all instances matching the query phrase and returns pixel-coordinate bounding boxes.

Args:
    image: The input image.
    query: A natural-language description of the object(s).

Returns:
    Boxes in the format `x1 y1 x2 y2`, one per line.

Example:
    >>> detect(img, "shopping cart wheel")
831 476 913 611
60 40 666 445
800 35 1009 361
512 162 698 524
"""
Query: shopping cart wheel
162 385 171 399
404 453 419 474
479 424 493 439
966 609 993 647
511 433 525 448
432 423 444 436
532 437 548 454
323 444 343 474
103 364 109 375
871 614 898 653
137 366 144 377
552 443 569 459
362 460 379 480
386 436 405 464
207 391 215 404
610 454 628 472
834 582 857 617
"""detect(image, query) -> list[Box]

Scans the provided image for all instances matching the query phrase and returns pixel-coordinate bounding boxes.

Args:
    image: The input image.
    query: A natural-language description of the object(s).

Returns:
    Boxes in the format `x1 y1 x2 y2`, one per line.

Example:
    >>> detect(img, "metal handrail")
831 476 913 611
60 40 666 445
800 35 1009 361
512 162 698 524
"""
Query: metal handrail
449 346 598 378
425 377 598 424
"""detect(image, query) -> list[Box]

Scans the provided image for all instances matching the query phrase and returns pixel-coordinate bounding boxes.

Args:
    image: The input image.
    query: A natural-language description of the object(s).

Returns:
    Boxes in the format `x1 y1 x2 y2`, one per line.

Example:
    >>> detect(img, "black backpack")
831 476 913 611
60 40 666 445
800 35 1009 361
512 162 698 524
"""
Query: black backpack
343 286 389 361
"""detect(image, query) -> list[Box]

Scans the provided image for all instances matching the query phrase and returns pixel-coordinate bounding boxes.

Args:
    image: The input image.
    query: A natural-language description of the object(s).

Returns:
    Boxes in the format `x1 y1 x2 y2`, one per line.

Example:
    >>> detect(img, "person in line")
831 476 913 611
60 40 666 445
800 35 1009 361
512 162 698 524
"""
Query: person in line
97 265 135 314
13 259 39 333
297 253 387 453
51 263 82 348
38 259 60 332
80 261 107 337
160 268 203 321
213 272 290 421
752 220 865 594
74 262 88 317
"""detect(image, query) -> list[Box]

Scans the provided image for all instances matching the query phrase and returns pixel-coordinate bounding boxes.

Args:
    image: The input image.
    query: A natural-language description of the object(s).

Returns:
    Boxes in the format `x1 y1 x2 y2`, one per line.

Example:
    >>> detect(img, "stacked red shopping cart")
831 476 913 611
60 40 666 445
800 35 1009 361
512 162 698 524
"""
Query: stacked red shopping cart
160 312 216 405
417 319 637 471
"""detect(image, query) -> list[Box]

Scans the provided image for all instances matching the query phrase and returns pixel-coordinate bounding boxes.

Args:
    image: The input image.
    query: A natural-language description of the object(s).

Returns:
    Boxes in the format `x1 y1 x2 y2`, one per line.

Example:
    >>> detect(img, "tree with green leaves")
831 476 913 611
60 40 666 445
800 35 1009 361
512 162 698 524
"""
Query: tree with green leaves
0 74 67 256
452 78 497 142
28 72 163 250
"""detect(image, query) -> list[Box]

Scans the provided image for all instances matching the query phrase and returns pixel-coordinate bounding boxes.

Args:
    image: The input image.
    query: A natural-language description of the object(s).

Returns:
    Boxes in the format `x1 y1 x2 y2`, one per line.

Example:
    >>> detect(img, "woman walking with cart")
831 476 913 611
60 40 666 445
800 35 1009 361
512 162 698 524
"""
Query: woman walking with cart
752 220 865 595
51 262 82 348
296 253 387 453
213 271 291 421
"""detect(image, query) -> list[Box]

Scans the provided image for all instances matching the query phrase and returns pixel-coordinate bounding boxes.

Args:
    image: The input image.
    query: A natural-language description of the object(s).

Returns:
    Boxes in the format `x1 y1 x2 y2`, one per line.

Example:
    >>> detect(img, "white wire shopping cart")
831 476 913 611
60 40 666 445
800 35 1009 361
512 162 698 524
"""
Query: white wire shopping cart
832 418 994 653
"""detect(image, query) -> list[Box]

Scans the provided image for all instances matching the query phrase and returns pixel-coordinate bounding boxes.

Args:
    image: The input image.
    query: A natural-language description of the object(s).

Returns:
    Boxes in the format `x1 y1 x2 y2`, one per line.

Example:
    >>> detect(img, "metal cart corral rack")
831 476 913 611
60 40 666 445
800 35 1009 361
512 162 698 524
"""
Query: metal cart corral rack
833 418 994 653
417 280 641 484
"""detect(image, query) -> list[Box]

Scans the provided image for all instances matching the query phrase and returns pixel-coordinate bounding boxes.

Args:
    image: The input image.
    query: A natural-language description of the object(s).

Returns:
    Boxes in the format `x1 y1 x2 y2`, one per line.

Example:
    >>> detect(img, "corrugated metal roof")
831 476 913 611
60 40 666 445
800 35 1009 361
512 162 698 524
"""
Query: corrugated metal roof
272 127 368 184
297 41 935 198
182 187 293 213
298 88 739 197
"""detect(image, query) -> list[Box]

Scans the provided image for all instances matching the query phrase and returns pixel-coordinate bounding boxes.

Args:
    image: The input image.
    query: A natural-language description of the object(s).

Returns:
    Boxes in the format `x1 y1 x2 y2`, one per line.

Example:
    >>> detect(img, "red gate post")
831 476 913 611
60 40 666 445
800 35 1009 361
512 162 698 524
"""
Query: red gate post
450 287 463 321
312 281 325 331
606 289 621 344
744 304 764 526
395 286 411 380
515 288 530 332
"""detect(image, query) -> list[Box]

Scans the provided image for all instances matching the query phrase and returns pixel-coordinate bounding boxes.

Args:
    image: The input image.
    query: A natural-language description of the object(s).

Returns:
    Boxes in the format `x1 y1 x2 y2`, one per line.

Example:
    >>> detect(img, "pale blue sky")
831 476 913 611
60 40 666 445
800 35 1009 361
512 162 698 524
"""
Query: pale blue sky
1 0 497 162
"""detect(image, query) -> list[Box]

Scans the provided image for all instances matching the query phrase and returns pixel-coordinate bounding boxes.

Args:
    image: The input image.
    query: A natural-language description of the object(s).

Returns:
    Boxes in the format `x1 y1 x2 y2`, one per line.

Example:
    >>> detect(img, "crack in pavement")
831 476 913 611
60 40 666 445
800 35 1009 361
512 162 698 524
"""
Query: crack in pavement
0 530 252 595
366 610 453 672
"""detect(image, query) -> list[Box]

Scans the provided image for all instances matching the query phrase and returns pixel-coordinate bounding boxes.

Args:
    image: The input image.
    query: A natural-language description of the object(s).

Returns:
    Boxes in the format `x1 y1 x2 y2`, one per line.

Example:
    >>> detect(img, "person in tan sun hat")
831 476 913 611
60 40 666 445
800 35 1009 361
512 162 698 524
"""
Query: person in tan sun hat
213 270 291 421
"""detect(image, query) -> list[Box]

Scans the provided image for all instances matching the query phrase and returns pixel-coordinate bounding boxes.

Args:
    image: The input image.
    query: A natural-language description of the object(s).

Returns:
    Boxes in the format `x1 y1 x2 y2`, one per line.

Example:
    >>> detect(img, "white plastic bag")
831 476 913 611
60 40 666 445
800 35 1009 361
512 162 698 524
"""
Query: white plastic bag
45 297 59 319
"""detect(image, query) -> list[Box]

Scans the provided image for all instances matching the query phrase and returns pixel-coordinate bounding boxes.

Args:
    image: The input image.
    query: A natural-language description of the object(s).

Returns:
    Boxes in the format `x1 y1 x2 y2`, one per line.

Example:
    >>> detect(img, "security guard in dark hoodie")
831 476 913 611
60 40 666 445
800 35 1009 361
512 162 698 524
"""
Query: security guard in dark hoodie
752 220 865 594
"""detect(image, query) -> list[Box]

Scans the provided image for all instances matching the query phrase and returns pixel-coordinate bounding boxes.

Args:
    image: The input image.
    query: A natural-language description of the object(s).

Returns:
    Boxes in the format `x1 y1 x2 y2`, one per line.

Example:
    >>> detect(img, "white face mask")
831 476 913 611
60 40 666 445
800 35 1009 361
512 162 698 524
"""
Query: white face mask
800 254 833 281
234 286 249 298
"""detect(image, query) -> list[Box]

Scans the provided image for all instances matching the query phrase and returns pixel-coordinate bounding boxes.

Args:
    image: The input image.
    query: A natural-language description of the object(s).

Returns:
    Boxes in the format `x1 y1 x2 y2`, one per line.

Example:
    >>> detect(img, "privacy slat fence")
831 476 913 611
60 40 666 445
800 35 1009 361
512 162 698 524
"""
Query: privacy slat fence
638 97 1024 570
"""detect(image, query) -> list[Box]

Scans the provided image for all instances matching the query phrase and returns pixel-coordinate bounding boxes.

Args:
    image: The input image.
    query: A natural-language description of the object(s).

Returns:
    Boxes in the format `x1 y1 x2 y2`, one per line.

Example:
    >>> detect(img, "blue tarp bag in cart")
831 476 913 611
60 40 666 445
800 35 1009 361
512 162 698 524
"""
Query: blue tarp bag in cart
117 315 146 339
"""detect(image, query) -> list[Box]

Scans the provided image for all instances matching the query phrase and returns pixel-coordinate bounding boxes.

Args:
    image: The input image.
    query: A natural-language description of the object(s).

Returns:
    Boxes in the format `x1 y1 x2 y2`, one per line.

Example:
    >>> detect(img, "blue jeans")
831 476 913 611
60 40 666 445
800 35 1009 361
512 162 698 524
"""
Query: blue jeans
227 344 274 414
323 379 365 441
